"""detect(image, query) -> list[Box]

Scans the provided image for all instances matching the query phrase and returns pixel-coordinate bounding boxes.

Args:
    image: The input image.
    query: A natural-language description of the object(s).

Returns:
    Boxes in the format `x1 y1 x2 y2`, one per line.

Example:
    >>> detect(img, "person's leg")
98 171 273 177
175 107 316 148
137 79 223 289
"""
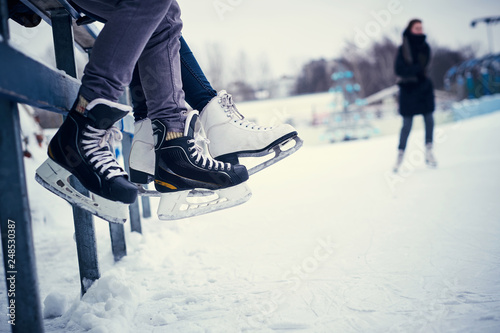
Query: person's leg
423 112 437 166
72 0 174 104
136 0 186 132
129 36 216 120
74 0 187 130
393 116 413 172
179 37 217 111
130 64 148 122
423 112 434 145
398 116 413 151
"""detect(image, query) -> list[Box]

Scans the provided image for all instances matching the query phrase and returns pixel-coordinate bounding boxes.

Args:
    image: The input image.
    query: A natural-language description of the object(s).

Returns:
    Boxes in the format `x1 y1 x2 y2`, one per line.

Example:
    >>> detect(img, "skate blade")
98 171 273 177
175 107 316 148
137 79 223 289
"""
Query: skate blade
35 159 128 224
247 136 303 176
157 183 252 220
137 184 161 197
137 185 223 198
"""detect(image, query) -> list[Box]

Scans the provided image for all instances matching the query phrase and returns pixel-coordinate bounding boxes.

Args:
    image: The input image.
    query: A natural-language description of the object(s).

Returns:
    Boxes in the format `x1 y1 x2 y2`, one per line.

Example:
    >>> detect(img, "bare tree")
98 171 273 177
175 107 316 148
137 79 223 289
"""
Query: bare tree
293 34 477 99
428 45 476 90
256 54 273 93
294 58 335 95
340 37 398 97
227 51 256 101
341 37 475 96
205 42 226 90
232 50 250 82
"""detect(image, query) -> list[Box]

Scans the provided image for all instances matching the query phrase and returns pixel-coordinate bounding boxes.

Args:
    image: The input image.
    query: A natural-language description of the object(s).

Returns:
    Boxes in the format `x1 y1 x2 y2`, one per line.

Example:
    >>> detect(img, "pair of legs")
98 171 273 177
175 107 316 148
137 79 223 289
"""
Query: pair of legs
37 0 251 222
72 0 216 123
394 112 436 172
128 36 300 176
398 113 434 151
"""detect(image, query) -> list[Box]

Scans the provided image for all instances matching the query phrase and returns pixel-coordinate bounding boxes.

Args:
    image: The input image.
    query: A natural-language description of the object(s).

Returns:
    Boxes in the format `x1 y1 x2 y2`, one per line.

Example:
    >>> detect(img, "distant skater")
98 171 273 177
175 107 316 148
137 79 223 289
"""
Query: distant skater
393 18 437 172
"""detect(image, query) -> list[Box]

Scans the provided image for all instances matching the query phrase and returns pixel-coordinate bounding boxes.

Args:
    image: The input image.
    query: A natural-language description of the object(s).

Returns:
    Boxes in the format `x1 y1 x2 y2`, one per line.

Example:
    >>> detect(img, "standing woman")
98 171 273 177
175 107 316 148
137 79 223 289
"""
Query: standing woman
394 19 437 172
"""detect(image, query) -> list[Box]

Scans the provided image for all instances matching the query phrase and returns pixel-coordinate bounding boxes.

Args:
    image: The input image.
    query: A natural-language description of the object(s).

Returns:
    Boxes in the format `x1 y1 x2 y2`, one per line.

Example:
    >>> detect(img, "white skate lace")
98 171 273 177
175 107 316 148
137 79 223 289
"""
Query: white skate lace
187 134 231 171
219 92 271 130
81 125 127 180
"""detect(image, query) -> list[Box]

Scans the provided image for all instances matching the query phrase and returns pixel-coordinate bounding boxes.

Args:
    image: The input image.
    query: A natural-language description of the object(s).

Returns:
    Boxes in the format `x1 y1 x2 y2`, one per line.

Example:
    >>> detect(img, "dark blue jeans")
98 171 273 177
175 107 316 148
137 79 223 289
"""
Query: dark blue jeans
131 36 217 121
398 113 434 150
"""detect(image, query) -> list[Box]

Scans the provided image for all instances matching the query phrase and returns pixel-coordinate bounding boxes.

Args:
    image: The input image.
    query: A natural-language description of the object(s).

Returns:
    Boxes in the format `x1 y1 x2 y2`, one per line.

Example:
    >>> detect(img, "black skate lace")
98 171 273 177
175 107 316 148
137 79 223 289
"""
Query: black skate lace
81 125 127 180
219 91 270 130
187 135 231 171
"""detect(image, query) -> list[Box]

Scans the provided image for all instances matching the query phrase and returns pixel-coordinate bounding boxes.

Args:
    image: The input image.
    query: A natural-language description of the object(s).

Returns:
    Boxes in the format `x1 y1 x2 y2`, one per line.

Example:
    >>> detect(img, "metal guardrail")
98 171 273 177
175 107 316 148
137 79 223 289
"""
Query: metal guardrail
19 0 99 50
0 2 145 332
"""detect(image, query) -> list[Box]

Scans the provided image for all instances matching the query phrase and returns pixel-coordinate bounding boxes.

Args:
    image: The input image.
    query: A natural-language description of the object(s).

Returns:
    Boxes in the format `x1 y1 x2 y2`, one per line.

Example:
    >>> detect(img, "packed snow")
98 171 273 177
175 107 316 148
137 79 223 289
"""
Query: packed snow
1 106 500 332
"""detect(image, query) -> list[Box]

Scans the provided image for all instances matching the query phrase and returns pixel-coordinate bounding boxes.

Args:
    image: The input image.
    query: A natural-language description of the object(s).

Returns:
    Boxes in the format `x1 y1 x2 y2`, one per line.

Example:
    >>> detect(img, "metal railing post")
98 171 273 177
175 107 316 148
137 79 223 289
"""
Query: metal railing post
0 98 44 332
51 8 100 294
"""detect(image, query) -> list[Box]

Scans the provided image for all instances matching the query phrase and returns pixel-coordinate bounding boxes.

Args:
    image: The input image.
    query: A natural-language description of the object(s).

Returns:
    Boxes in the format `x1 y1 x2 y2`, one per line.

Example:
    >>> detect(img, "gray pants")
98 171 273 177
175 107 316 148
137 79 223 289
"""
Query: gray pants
73 0 186 132
398 113 434 151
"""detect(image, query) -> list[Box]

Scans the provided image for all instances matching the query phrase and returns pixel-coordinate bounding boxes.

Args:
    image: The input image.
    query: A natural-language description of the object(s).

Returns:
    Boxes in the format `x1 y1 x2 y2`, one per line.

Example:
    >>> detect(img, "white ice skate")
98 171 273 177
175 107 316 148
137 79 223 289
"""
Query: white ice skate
129 118 155 185
425 143 437 168
199 90 303 175
36 159 129 223
393 149 405 173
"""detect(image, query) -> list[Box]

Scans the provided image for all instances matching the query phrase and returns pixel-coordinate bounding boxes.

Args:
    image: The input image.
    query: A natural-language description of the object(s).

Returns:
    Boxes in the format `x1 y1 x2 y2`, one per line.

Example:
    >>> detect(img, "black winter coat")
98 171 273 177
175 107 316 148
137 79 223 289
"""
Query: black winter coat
395 31 435 116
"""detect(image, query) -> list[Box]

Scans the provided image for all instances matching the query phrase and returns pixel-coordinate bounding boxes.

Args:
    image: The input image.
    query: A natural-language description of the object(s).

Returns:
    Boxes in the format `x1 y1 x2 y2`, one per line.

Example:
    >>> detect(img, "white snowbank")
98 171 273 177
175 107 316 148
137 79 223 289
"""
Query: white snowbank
1 107 499 332
44 292 69 319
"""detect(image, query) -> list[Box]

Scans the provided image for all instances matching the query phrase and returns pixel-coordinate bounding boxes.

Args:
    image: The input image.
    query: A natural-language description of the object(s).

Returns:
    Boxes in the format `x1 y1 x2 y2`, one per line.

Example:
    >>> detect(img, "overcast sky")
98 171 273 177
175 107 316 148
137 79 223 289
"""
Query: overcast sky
8 0 499 81
179 0 500 77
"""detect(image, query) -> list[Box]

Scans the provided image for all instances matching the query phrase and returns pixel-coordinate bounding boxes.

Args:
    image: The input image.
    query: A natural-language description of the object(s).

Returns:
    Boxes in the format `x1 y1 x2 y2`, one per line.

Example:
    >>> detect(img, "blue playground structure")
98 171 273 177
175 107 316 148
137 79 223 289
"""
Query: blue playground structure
445 53 500 99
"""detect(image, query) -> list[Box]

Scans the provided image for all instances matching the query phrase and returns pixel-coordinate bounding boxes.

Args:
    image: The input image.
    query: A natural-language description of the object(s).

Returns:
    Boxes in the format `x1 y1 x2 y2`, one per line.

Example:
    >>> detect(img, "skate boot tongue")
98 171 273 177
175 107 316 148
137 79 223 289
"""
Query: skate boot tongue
71 97 134 189
184 110 200 137
74 97 132 130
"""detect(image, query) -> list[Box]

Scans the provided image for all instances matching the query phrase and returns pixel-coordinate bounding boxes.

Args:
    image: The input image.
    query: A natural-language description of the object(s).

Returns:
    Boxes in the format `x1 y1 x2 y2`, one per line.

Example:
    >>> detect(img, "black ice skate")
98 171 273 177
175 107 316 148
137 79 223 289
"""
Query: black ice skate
152 111 251 220
35 97 138 223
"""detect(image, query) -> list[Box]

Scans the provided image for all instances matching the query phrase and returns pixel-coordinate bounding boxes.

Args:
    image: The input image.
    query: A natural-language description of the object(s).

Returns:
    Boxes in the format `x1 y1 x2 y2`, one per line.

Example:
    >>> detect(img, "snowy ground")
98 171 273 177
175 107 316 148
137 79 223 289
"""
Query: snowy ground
1 110 500 333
